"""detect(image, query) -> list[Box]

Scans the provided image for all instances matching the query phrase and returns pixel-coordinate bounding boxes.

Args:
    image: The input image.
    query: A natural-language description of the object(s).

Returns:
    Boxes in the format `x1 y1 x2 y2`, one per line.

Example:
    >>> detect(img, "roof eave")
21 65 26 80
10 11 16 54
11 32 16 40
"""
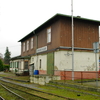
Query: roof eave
18 13 100 42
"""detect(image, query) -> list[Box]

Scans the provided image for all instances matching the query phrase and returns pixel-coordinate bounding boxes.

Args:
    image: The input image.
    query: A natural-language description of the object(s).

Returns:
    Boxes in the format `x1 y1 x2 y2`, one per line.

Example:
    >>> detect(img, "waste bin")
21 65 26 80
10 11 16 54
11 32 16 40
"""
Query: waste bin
34 70 39 75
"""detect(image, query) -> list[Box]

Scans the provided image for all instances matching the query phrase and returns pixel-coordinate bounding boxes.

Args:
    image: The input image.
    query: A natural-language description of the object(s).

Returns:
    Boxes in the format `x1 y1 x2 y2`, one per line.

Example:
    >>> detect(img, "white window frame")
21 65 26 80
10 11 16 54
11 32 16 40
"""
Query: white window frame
47 27 51 43
23 42 25 52
31 38 33 49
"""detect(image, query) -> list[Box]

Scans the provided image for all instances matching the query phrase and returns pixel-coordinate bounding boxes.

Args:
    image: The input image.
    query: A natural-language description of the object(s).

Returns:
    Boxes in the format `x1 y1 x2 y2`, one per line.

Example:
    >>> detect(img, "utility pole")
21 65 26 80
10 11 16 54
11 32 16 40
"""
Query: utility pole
93 42 99 87
71 0 74 80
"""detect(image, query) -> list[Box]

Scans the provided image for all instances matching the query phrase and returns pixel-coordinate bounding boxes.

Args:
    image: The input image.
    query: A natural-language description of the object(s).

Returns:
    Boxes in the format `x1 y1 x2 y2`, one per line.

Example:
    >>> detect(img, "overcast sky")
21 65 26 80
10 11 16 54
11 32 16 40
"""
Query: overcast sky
0 0 100 58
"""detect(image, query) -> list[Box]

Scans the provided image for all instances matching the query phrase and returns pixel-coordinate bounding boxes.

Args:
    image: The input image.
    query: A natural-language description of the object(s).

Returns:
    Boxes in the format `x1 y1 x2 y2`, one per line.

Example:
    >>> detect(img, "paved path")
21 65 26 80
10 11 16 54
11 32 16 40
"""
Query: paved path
83 81 100 87
0 72 42 90
0 72 5 74
0 77 45 90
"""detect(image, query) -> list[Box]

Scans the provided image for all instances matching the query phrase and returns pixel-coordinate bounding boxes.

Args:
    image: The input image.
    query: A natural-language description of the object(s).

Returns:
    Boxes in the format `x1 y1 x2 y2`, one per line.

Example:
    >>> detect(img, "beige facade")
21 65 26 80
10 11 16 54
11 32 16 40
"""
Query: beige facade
54 50 99 71
29 50 99 74
30 54 47 70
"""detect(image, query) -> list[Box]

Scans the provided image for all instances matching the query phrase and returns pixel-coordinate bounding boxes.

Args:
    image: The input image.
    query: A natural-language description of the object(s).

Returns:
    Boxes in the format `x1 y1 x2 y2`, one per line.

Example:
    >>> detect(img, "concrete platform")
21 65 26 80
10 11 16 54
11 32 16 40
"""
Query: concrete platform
30 74 60 85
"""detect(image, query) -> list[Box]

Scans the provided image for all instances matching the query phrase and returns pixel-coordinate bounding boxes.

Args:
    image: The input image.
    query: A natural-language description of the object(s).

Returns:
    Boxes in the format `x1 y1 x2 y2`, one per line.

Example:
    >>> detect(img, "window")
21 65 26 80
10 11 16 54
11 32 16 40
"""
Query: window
16 61 19 68
47 27 51 43
40 59 41 69
31 38 33 49
24 61 28 69
31 57 34 62
10 62 12 68
27 41 29 51
23 42 25 52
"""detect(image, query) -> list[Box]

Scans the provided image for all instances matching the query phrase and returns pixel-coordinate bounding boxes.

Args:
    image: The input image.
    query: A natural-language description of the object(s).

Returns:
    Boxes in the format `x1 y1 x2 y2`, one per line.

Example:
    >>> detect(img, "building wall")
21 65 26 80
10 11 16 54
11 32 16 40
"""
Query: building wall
21 36 36 56
10 59 20 72
21 18 99 57
60 18 99 48
54 50 99 71
31 54 47 74
10 59 26 73
21 19 61 57
29 50 99 76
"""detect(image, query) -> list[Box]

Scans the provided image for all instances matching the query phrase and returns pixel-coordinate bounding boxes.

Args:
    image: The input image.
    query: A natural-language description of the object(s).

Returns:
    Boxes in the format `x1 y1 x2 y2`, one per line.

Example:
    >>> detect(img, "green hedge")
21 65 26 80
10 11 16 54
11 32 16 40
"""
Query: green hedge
0 59 3 71
3 64 10 71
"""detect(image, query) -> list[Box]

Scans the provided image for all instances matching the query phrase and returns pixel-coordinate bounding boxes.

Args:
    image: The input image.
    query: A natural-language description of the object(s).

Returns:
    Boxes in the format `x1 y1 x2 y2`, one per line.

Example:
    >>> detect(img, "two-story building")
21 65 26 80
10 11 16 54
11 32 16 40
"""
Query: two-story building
10 13 100 82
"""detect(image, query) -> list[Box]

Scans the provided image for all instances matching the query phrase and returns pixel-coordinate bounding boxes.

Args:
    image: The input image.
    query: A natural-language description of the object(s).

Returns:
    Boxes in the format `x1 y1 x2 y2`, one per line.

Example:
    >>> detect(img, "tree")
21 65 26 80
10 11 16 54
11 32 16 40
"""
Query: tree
4 47 11 65
0 59 3 71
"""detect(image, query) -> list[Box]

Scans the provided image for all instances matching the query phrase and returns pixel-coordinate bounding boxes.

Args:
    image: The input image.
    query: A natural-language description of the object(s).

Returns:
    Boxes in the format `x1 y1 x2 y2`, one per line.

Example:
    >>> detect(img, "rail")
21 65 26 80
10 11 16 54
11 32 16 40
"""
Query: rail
0 79 74 100
0 96 5 100
0 83 25 100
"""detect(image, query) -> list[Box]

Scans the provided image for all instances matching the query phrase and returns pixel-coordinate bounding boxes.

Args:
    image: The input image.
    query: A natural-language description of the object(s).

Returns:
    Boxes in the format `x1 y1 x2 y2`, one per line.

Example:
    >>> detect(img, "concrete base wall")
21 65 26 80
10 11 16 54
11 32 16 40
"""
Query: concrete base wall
30 75 60 85
60 71 99 80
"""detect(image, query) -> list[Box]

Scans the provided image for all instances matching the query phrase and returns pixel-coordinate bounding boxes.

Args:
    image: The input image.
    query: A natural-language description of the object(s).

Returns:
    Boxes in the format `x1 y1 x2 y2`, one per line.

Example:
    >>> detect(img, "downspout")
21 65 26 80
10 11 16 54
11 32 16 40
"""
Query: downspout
33 31 38 70
36 34 38 70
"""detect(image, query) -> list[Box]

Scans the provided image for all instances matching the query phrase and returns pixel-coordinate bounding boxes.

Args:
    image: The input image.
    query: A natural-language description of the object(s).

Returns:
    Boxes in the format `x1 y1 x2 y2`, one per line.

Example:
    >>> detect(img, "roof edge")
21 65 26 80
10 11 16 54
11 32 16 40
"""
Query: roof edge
18 13 100 42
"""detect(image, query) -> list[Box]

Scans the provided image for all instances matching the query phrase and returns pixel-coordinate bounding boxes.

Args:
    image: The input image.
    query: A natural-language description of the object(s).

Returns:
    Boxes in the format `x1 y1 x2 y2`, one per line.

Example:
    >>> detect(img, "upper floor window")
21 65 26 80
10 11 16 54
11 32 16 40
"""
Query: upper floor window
31 38 33 49
23 42 25 52
27 41 29 51
47 27 51 43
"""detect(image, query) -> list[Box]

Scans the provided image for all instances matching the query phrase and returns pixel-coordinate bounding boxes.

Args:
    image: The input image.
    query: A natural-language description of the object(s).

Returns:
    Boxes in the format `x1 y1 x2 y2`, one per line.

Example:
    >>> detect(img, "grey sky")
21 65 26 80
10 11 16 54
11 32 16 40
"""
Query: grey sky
0 0 100 57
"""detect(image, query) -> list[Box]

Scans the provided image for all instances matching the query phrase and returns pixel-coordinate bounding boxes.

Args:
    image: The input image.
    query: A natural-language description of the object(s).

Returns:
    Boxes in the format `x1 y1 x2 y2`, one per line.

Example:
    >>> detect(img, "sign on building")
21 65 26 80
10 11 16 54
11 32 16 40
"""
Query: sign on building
36 46 47 53
93 42 99 53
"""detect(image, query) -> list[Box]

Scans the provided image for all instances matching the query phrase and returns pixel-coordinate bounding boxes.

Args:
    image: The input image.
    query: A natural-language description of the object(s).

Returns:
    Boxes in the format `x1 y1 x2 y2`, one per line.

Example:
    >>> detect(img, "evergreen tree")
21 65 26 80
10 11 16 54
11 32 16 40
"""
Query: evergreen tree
4 47 11 65
0 59 3 71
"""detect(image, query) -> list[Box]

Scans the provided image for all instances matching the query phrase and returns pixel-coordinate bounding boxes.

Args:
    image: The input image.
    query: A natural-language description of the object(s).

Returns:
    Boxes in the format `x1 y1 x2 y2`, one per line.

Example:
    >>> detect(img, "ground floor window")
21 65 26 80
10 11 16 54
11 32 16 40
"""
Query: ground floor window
24 61 28 69
40 59 41 69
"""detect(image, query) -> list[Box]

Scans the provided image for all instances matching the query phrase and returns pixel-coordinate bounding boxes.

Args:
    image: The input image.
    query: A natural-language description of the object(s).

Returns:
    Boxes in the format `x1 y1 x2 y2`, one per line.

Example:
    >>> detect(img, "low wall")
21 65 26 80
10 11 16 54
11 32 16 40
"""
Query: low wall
60 71 99 80
34 70 100 81
30 75 60 85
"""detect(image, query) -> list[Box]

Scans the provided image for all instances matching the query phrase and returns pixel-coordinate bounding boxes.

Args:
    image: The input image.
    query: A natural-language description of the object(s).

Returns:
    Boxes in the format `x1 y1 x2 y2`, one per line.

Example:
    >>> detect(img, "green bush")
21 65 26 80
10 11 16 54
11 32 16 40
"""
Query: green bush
3 64 10 71
0 59 4 71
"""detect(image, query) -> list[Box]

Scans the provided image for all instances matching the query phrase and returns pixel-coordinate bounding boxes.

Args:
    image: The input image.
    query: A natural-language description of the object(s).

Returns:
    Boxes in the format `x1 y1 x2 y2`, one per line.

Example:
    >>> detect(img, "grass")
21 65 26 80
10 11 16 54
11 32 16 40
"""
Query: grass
0 81 70 100
38 84 100 100
0 72 100 100
0 72 30 81
0 85 23 100
53 78 100 88
47 82 100 96
6 86 45 100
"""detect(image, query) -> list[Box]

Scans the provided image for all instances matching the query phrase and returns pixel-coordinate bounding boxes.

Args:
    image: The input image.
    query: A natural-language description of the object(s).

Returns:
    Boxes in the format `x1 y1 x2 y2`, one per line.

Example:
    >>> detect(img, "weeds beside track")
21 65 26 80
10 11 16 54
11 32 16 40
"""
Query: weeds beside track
0 79 74 100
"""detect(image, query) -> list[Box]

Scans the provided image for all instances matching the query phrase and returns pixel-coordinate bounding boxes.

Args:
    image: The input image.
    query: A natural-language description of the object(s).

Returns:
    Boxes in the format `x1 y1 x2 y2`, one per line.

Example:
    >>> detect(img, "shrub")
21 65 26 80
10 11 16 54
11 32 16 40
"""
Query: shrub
0 59 3 71
3 64 10 72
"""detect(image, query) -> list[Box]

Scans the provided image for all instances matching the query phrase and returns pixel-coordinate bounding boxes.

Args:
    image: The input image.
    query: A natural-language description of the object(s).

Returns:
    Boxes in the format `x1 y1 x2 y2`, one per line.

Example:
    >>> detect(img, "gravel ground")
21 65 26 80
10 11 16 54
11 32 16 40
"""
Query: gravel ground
83 81 100 87
0 72 44 90
0 72 100 89
0 77 45 90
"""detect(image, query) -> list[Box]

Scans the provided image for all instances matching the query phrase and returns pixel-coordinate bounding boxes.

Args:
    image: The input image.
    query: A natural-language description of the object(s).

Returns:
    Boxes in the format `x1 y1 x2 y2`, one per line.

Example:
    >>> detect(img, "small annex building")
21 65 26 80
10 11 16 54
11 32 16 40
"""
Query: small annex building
10 13 100 84
10 55 30 75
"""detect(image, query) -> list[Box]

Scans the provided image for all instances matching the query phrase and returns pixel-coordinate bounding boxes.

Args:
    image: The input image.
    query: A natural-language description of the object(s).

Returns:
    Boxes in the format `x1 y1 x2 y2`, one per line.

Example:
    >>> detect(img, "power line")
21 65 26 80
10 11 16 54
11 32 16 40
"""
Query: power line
0 45 21 49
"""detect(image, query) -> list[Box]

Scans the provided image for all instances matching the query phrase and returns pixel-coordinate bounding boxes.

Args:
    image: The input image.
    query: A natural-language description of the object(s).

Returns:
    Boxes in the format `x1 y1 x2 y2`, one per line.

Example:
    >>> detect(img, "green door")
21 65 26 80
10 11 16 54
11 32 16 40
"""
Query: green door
47 52 54 75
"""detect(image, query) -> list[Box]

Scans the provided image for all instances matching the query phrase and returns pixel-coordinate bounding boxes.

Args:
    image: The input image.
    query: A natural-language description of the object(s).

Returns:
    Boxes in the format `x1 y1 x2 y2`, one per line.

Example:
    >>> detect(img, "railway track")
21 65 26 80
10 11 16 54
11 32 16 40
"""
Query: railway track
0 79 73 100
0 83 25 100
0 82 49 100
0 96 5 100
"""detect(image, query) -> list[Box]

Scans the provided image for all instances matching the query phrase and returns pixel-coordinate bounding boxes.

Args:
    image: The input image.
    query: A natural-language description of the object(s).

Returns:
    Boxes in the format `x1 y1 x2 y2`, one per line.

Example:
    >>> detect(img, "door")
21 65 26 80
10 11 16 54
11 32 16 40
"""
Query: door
29 64 34 75
47 52 54 75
